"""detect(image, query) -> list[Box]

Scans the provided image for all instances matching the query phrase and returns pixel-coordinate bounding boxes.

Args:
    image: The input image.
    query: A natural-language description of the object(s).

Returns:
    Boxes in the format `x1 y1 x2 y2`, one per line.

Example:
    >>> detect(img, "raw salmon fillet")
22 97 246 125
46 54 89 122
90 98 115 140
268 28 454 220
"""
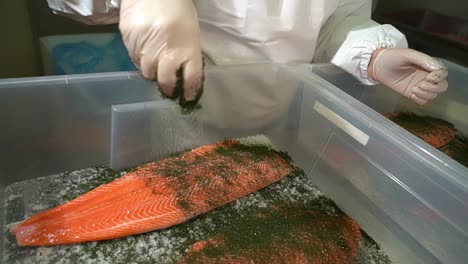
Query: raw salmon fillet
386 111 468 167
385 112 456 148
9 139 292 247
177 203 362 264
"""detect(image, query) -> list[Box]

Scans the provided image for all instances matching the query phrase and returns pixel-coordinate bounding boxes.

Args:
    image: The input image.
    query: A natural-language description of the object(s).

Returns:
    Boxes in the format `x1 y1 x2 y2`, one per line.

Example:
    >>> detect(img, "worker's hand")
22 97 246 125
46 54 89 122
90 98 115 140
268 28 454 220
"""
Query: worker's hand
119 0 204 106
368 48 448 105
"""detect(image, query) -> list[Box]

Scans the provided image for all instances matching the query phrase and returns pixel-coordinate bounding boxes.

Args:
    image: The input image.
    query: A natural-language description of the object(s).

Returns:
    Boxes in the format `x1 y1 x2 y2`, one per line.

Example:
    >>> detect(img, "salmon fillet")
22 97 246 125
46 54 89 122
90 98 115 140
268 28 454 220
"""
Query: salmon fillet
177 203 362 264
9 139 292 247
386 112 468 167
385 112 456 148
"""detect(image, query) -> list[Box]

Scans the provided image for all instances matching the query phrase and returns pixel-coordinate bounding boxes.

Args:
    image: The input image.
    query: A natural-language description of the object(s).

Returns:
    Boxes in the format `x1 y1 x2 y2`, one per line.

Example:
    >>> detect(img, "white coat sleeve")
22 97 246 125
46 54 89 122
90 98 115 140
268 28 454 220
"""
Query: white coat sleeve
313 0 408 85
46 0 121 25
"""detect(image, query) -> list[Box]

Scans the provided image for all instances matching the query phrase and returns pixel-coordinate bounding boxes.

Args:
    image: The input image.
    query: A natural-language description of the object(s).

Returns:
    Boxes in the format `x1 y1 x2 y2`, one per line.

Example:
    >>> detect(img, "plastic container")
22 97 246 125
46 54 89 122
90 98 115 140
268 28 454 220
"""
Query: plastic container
308 59 468 262
0 72 162 184
1 63 467 263
309 59 468 147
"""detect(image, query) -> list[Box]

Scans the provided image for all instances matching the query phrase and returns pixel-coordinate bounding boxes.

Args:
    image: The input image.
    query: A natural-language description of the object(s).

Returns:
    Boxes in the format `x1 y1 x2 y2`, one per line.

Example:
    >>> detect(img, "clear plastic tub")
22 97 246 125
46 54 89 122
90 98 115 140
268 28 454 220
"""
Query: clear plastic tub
0 72 162 183
309 58 468 161
309 60 468 263
1 63 467 263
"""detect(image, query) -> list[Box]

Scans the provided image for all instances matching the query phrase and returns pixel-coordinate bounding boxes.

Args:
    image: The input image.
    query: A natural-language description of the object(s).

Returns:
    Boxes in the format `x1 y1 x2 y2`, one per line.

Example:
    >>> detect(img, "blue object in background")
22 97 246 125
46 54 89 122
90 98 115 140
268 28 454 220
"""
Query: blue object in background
39 33 138 75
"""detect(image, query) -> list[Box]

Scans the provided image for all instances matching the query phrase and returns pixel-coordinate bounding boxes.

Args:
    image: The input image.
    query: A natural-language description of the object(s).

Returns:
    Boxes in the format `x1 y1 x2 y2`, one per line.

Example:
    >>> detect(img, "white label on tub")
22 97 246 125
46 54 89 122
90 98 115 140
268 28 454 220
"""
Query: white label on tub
314 101 369 146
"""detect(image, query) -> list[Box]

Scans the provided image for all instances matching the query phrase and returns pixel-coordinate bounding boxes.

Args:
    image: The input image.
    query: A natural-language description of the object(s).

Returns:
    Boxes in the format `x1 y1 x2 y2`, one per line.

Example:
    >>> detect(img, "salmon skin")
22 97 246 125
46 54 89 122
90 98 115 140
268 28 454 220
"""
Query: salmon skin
9 139 292 247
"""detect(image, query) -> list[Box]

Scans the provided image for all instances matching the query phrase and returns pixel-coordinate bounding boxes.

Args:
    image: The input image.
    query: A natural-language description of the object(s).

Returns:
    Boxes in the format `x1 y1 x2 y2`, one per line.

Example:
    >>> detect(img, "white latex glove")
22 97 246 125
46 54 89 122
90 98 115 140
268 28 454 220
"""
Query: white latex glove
368 48 448 105
119 0 204 106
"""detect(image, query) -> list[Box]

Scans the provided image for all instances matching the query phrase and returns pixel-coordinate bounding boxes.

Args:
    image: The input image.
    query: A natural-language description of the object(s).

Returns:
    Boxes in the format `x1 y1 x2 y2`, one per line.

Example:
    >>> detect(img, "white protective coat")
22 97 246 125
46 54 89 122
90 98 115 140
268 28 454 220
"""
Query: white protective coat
46 0 408 85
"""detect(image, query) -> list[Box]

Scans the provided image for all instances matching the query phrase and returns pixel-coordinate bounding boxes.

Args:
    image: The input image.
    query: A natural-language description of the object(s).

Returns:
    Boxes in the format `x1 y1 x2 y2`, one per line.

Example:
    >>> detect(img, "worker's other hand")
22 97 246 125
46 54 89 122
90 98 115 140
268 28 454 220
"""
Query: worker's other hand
368 48 448 105
119 0 204 105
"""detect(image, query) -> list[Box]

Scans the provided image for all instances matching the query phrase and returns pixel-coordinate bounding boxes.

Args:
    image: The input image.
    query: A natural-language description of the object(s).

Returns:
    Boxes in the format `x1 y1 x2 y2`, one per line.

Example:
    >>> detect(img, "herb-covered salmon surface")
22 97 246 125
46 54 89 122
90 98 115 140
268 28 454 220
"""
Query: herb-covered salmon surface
385 112 456 148
177 203 362 264
3 135 391 263
9 138 292 247
386 112 468 167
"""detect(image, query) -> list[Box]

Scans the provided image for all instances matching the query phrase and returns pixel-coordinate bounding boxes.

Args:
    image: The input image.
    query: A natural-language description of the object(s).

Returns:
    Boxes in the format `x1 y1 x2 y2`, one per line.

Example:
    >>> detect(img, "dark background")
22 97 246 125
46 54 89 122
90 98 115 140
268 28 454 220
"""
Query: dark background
0 0 467 78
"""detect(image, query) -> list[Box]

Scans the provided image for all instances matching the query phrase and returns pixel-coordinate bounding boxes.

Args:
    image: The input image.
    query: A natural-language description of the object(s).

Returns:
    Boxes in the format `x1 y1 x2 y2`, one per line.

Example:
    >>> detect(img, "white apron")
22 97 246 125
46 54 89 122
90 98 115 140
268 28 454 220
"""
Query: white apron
193 0 338 65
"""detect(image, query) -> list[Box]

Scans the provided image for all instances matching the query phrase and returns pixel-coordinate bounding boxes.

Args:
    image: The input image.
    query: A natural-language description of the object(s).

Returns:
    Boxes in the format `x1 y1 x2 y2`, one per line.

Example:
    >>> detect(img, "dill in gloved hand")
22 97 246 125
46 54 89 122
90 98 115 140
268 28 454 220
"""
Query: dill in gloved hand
171 59 205 114
119 0 205 113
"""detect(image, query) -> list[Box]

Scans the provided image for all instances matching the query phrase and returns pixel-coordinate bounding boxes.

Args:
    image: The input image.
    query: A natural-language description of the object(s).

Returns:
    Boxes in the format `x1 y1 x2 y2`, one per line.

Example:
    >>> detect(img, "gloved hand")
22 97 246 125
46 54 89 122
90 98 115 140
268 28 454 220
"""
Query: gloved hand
368 48 448 105
119 0 204 107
